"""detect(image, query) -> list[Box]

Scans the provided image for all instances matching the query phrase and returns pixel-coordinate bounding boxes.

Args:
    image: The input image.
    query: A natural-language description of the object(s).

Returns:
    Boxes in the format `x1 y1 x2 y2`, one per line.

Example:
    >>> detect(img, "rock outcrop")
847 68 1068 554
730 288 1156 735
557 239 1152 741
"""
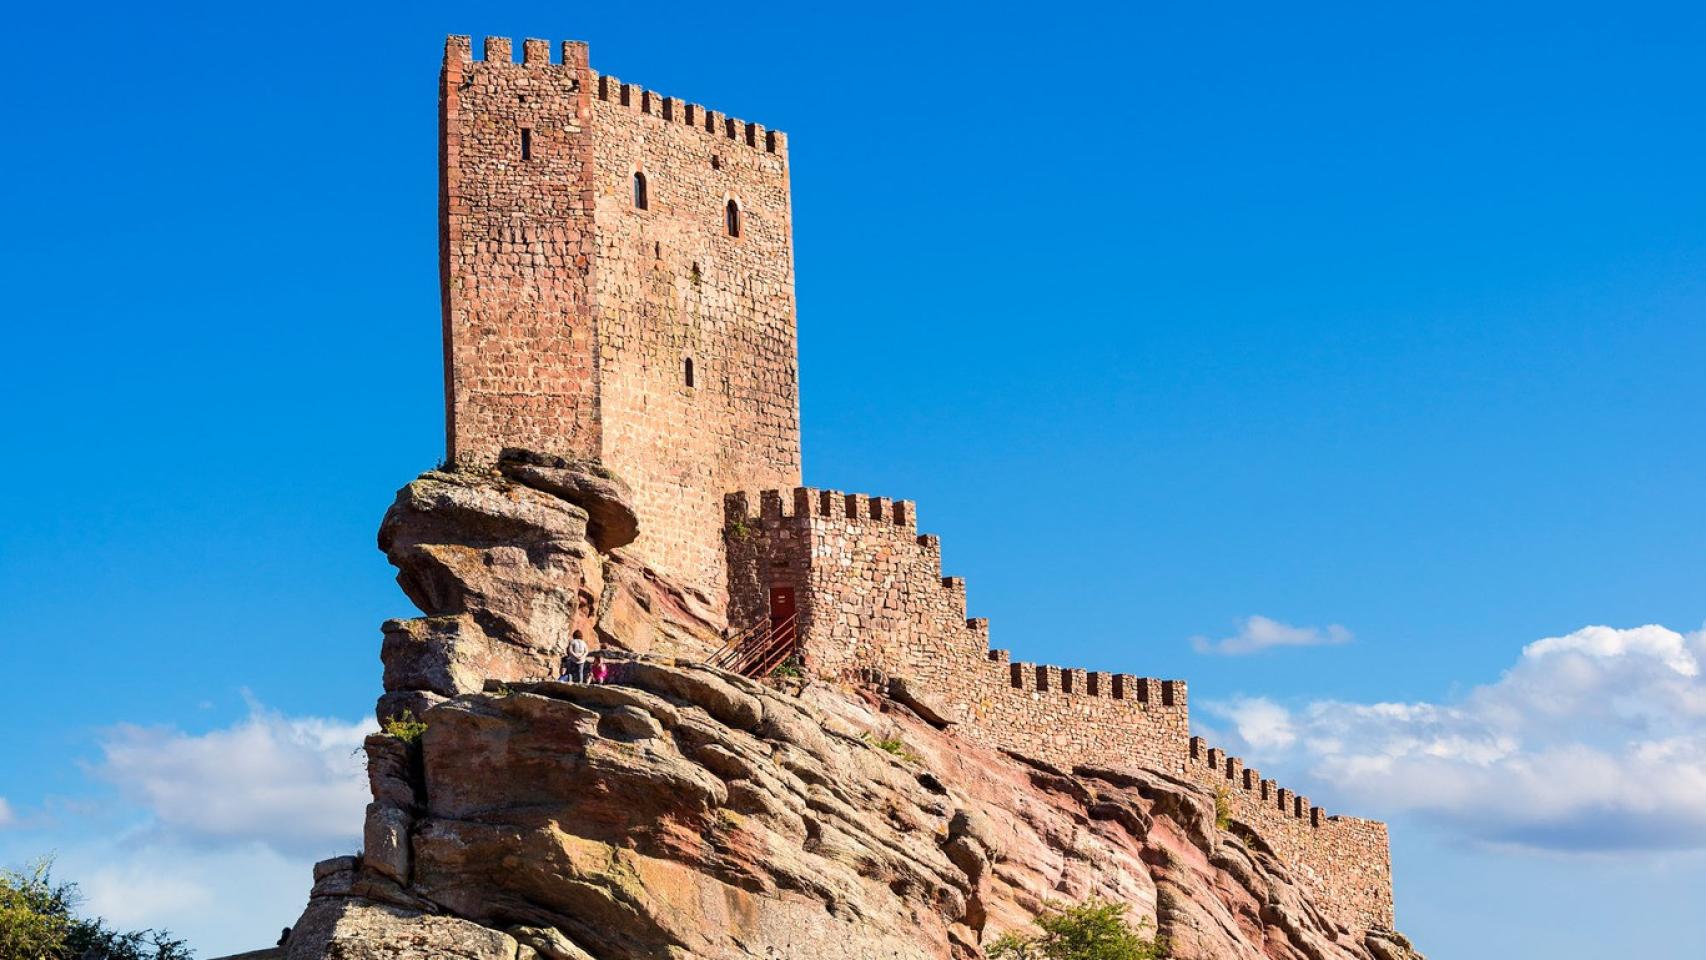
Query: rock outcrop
277 454 1423 959
289 656 1422 960
374 458 724 724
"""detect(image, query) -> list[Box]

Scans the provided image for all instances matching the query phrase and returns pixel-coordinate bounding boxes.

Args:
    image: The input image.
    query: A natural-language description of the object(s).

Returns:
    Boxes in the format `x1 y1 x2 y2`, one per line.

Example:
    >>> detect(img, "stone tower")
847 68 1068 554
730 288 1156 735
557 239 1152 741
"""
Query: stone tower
439 36 802 603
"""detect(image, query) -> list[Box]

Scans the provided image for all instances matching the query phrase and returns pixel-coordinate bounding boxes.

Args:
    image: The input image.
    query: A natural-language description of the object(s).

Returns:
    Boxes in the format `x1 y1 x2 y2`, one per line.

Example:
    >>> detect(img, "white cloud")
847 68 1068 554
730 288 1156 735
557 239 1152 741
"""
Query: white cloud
1524 623 1699 678
1190 615 1353 655
0 797 14 827
0 701 373 955
1205 623 1706 852
93 699 373 855
50 841 313 956
1218 697 1298 751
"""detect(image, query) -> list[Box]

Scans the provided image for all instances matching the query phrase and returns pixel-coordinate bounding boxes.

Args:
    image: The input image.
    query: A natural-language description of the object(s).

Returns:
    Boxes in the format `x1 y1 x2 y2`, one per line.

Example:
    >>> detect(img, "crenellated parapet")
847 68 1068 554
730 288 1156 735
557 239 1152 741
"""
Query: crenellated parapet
726 484 1191 758
724 484 1390 935
999 656 1186 707
727 487 916 528
1191 735 1325 825
593 74 787 157
1185 735 1394 930
445 36 789 161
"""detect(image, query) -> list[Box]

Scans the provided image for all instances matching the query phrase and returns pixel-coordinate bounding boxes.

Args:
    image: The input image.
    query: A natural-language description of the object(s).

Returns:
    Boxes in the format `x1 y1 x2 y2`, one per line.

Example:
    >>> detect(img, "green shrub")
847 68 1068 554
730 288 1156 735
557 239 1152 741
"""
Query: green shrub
863 734 922 765
769 656 803 680
0 858 192 960
1214 787 1232 831
382 711 429 745
987 898 1165 960
0 859 70 960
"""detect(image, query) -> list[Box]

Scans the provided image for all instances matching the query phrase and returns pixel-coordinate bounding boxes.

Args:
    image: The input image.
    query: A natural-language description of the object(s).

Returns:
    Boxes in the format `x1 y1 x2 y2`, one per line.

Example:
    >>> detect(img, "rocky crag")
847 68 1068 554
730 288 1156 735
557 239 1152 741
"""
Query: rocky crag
271 456 1423 960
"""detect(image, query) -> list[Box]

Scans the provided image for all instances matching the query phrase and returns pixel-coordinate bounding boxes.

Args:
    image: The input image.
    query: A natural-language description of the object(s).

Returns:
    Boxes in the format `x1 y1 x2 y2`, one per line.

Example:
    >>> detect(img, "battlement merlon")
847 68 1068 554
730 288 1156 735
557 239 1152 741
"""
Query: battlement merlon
726 488 918 531
444 35 788 158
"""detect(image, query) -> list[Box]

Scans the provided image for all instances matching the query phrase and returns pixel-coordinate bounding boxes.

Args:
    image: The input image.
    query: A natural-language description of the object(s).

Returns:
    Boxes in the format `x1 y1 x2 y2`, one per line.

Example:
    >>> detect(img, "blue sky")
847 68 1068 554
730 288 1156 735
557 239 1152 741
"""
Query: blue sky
2 1 1704 956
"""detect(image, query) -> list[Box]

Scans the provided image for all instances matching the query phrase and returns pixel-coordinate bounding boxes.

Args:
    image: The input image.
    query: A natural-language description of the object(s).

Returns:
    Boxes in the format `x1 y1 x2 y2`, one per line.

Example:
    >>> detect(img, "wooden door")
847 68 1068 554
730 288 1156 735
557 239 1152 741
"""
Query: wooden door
769 586 797 649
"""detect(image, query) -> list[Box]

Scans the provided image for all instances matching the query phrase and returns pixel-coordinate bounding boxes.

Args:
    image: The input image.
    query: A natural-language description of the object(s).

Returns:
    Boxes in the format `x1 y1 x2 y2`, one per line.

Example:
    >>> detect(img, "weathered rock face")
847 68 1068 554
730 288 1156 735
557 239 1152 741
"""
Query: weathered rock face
286 454 1423 959
290 656 1423 960
374 459 723 722
494 449 640 554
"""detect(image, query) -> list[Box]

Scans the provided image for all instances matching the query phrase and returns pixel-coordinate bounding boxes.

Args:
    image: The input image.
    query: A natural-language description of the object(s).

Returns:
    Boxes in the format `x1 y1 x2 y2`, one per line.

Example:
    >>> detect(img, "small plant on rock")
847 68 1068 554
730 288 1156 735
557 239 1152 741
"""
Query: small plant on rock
987 898 1166 960
769 656 804 680
863 733 922 765
1214 787 1232 831
382 711 429 745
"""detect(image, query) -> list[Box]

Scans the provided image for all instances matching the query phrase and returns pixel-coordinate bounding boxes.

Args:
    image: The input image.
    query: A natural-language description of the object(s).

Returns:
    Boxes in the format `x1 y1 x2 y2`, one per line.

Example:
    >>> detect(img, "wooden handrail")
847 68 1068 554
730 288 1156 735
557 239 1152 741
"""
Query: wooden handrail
721 613 795 675
707 614 776 668
706 612 798 679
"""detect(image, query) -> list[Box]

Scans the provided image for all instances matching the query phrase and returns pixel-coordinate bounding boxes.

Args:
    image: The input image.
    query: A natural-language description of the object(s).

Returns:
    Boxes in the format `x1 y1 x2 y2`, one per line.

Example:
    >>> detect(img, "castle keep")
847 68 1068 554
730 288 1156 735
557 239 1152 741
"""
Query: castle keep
440 35 1394 936
441 36 800 597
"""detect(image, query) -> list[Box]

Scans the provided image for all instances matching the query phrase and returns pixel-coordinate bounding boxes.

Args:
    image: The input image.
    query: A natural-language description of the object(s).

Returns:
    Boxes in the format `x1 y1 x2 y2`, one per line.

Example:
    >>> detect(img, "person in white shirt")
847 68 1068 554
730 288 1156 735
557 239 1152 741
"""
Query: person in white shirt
562 631 591 683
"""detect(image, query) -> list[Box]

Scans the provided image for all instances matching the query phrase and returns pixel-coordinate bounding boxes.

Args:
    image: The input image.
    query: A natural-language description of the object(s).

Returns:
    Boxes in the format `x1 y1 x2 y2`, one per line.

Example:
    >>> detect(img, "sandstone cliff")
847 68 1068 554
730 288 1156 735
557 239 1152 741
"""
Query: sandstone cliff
276 460 1422 960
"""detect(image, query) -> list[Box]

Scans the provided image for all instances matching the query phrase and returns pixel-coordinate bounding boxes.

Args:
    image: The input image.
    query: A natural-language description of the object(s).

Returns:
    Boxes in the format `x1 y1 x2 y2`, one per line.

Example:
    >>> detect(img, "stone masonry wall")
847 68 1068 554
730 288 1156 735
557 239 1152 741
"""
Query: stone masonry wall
588 71 801 604
441 35 802 606
1183 736 1394 933
440 37 602 467
726 487 1395 935
724 489 1189 789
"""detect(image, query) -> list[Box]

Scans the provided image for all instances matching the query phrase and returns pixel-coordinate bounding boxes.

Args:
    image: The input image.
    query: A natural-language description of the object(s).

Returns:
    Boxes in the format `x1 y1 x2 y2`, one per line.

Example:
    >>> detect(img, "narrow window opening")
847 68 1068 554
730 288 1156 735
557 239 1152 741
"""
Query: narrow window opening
711 154 721 171
633 171 648 209
725 199 741 238
684 357 696 388
520 128 532 161
653 241 661 258
690 262 702 286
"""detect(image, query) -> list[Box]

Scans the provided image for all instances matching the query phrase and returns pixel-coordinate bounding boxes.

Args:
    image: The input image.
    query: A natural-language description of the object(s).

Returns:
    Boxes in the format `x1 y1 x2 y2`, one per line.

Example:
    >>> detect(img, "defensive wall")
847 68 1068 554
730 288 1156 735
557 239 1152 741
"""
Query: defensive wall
437 33 1394 938
441 36 801 601
726 487 1394 934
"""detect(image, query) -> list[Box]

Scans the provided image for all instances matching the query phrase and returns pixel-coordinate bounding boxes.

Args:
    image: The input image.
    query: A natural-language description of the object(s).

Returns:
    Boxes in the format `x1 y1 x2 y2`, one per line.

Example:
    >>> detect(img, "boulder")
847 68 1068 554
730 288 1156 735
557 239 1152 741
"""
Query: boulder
363 734 418 809
285 898 519 960
374 690 446 729
372 465 725 728
496 450 639 552
888 676 961 728
362 803 413 885
509 926 598 960
377 471 599 648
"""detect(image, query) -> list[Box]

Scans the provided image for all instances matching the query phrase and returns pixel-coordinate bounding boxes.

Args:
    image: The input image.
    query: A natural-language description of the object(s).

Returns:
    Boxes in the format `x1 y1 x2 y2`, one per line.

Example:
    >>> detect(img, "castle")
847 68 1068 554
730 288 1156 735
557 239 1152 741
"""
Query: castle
440 35 1394 935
